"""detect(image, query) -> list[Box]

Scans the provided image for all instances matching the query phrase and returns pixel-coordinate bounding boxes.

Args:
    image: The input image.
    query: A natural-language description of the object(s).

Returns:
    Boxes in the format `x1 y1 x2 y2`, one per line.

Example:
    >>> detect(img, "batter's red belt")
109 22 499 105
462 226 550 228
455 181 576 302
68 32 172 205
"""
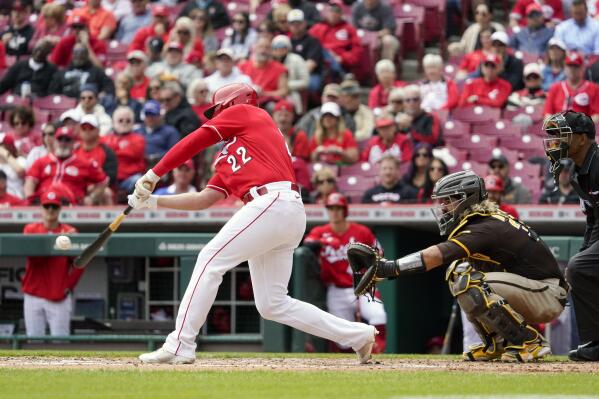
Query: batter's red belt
242 183 300 204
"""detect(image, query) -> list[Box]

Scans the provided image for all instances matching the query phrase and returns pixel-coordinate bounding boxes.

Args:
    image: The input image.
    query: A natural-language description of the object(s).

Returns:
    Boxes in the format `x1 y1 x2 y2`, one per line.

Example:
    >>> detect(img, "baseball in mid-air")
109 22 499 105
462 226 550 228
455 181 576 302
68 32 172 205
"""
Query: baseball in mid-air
55 235 72 250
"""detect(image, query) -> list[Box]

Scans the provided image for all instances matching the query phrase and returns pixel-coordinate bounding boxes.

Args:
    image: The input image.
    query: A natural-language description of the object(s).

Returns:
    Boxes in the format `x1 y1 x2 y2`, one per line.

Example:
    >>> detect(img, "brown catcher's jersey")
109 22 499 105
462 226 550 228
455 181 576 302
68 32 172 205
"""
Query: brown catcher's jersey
436 210 563 281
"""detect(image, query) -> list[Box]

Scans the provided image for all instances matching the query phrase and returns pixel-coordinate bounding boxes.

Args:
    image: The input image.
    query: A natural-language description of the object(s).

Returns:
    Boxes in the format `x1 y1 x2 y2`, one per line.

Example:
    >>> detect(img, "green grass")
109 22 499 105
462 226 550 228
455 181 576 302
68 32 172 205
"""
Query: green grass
0 351 595 399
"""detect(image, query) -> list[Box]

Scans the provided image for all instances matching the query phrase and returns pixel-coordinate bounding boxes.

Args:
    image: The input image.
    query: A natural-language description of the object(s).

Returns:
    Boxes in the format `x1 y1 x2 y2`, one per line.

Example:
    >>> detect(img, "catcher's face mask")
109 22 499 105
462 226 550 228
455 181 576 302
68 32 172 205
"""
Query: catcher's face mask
431 194 465 236
543 113 572 185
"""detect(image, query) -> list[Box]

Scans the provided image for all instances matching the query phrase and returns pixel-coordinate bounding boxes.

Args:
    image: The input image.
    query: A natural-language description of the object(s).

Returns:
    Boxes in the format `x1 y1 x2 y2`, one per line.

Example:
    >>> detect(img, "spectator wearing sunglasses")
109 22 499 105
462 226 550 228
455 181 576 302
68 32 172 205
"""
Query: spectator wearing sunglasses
398 85 442 146
25 127 108 205
222 12 258 62
459 53 511 108
310 167 339 204
310 102 358 165
187 78 212 124
136 100 180 167
178 0 231 30
362 154 416 204
508 63 547 108
126 51 150 102
420 157 448 202
361 114 412 164
101 107 146 195
509 3 554 56
26 123 56 170
160 81 201 137
401 143 433 201
487 154 532 204
22 187 83 337
168 17 205 67
71 83 113 136
8 106 39 158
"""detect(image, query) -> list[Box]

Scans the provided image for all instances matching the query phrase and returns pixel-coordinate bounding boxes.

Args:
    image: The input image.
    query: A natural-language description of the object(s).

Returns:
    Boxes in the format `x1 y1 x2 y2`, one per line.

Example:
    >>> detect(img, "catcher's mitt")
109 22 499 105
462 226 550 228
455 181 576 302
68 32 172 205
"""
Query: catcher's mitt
347 242 382 298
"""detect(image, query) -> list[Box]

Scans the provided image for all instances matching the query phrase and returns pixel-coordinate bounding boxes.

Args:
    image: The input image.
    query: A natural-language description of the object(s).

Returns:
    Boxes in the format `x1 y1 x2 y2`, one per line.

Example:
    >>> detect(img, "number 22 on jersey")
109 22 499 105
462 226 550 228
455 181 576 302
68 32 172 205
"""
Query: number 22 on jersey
227 146 252 172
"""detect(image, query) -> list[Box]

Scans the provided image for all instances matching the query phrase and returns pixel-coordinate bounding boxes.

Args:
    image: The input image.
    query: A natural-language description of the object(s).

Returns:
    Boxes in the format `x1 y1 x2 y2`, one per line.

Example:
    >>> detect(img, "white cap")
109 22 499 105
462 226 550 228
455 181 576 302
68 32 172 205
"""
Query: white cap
80 114 99 128
523 62 541 77
320 102 341 117
215 47 235 59
548 37 567 51
59 108 81 123
127 50 148 63
491 31 509 45
272 34 292 49
287 9 305 22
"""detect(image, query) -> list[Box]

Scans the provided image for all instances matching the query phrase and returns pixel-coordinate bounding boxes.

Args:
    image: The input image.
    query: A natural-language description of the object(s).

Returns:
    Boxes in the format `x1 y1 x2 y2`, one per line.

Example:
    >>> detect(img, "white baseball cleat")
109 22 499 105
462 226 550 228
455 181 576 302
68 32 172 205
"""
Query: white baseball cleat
138 347 195 364
356 327 379 364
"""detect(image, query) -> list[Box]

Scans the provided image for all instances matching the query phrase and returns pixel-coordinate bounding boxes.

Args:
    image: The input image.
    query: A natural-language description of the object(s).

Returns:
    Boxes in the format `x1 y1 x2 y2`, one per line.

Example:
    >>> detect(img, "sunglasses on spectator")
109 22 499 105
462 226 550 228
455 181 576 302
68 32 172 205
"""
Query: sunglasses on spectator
160 97 174 103
391 99 403 104
525 74 541 80
490 163 506 169
57 137 73 143
150 85 161 91
415 152 430 158
316 178 336 185
197 89 209 94
483 62 496 69
118 119 133 123
43 204 60 210
13 121 29 127
80 95 95 100
404 97 420 103
129 59 142 65
233 19 246 23
43 131 55 137
177 30 190 35
193 15 207 21
429 166 444 172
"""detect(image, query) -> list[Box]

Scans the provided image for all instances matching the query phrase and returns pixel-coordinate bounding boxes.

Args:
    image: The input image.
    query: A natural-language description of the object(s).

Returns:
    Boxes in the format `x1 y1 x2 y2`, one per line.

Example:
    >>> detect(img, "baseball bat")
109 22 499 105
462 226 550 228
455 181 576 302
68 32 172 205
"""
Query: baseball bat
441 300 459 355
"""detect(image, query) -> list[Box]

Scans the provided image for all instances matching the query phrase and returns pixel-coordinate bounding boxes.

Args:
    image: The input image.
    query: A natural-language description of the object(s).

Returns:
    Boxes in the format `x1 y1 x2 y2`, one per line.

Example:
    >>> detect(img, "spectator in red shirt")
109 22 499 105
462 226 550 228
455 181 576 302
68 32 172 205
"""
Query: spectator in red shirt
273 99 310 161
168 17 205 67
368 59 406 110
508 62 547 107
239 38 289 106
187 78 212 124
25 127 109 205
459 53 512 108
30 2 68 49
510 0 563 27
456 28 494 80
420 54 459 111
310 102 358 164
0 170 23 207
101 106 146 194
49 14 107 69
128 4 171 53
361 114 412 164
70 0 117 41
484 174 520 219
126 51 150 102
309 0 363 78
22 187 83 337
9 106 40 158
399 85 442 146
544 51 599 122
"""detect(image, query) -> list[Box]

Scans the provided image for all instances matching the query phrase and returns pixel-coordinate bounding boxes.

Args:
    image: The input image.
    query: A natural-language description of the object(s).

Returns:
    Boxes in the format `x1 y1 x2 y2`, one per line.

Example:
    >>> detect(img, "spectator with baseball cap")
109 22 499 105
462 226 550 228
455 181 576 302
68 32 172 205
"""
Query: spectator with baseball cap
339 79 374 141
22 186 83 337
361 113 412 164
146 41 203 89
310 102 358 164
126 51 150 101
459 53 512 108
488 31 524 90
544 51 599 122
116 0 152 44
268 0 321 27
488 154 532 204
0 38 56 98
129 4 171 53
1 0 34 57
539 160 579 204
49 14 107 69
295 83 356 138
419 54 459 111
271 34 309 114
160 81 201 137
205 48 253 94
542 38 567 91
136 100 180 166
71 83 113 136
288 9 325 93
74 114 118 192
178 0 231 30
70 0 117 41
362 154 416 204
154 160 197 195
26 123 56 171
25 127 109 205
0 133 24 199
509 0 563 28
273 99 310 161
368 60 406 110
0 170 23 206
509 3 554 56
483 174 520 218
351 0 399 62
553 0 599 56
187 78 212 123
508 63 547 107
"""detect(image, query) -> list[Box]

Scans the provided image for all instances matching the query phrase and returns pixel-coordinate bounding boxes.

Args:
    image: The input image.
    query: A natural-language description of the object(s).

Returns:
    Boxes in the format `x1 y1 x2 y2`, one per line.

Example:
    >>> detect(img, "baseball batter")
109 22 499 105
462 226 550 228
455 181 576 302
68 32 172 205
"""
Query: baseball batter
129 83 377 364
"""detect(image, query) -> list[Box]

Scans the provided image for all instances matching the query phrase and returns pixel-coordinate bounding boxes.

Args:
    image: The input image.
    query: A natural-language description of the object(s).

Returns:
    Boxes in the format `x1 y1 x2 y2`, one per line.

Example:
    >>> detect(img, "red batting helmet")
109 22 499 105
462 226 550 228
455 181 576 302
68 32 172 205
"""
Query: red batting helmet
204 83 258 119
325 192 348 217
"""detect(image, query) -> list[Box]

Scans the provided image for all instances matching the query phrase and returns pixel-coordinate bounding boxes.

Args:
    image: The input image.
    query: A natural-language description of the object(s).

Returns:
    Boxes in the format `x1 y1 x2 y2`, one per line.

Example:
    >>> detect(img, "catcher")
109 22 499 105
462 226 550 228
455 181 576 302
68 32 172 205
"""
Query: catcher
348 170 568 362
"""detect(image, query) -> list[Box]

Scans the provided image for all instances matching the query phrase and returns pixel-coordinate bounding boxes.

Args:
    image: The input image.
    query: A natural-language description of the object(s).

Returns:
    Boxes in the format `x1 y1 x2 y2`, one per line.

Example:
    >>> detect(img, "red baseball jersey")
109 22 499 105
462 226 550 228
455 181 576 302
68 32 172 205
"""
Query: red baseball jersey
101 133 146 181
26 153 108 202
305 223 380 288
152 104 296 199
308 130 358 164
0 192 24 207
361 133 412 163
22 223 84 301
544 81 599 117
459 77 512 108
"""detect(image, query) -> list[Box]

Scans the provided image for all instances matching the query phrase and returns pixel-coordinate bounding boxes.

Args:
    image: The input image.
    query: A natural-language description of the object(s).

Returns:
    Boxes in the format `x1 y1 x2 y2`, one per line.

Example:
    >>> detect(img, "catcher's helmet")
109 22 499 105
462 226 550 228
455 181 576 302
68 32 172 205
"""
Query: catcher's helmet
325 192 348 217
431 170 487 236
204 83 258 119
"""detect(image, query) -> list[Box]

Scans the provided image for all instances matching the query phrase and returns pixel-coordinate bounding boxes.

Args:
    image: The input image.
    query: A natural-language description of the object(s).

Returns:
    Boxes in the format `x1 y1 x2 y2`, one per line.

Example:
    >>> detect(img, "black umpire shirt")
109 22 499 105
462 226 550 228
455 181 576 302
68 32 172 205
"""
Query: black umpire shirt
571 144 599 250
436 211 563 281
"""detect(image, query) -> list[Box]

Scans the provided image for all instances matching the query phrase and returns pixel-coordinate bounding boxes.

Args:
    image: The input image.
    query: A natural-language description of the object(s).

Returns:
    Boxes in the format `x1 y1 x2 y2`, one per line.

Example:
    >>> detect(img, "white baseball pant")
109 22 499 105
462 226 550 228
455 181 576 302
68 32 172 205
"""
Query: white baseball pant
23 293 72 336
164 184 375 358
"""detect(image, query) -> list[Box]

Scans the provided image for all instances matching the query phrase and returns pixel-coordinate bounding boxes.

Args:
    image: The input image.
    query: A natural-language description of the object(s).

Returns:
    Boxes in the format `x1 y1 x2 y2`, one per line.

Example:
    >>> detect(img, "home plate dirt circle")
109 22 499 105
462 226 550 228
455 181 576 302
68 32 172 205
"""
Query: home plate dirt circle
0 356 597 372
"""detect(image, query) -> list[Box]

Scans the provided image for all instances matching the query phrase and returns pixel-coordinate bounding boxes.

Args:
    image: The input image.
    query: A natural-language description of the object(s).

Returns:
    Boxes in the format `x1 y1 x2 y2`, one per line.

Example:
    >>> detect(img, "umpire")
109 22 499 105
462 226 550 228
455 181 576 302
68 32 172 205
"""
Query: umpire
544 110 599 361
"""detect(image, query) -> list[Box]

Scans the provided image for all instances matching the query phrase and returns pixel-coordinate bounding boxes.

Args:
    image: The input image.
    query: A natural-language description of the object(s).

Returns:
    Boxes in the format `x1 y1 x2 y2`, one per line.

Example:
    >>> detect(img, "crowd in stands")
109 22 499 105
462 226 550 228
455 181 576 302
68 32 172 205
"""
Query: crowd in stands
0 0 597 209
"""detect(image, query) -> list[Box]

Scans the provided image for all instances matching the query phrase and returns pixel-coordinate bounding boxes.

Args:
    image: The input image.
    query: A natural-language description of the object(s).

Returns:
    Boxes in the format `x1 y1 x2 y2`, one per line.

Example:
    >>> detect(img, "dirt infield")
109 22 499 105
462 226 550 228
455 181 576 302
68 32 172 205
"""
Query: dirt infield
0 356 598 373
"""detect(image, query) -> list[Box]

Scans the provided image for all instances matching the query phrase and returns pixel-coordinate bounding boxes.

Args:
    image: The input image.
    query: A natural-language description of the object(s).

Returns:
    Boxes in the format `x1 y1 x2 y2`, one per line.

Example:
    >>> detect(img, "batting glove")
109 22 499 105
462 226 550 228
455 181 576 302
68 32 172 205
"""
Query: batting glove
128 194 158 210
134 169 160 200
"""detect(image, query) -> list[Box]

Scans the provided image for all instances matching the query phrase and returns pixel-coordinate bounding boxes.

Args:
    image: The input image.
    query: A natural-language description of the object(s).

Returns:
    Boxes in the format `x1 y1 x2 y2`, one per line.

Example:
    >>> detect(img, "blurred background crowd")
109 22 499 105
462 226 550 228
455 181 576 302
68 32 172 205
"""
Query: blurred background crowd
0 0 595 209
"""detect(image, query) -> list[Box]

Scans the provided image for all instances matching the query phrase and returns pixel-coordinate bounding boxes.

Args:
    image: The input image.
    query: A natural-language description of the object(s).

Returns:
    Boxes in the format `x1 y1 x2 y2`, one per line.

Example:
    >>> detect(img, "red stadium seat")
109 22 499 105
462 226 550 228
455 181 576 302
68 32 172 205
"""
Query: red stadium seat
502 104 544 123
410 0 446 53
456 160 488 177
337 175 376 203
501 134 546 159
0 93 30 108
451 106 502 125
446 134 498 151
471 119 521 140
393 3 425 64
469 147 519 164
339 162 378 178
513 50 541 65
33 95 77 111
106 41 129 64
512 160 542 177
443 119 470 139
309 162 339 180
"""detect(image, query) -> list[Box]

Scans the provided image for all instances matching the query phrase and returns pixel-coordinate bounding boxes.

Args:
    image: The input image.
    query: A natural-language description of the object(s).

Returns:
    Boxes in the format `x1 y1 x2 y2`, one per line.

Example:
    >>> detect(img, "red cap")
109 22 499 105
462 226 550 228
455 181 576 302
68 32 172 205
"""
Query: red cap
325 192 348 209
376 118 395 128
273 99 294 114
177 159 194 170
484 174 504 192
167 41 184 52
69 14 89 26
482 53 500 66
152 4 170 17
0 133 17 157
525 3 543 15
55 126 75 140
565 51 584 66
